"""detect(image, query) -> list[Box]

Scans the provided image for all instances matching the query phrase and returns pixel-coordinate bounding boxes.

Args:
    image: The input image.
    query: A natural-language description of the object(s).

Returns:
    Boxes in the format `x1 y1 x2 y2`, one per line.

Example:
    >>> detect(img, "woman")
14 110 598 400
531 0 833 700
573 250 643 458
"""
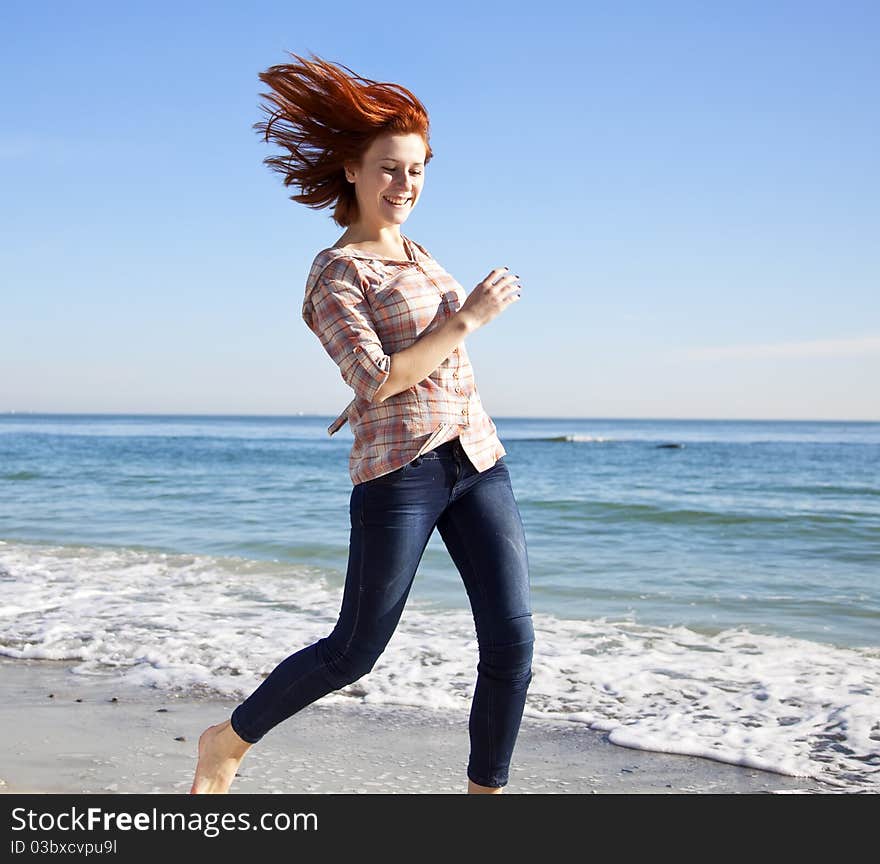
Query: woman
191 52 533 795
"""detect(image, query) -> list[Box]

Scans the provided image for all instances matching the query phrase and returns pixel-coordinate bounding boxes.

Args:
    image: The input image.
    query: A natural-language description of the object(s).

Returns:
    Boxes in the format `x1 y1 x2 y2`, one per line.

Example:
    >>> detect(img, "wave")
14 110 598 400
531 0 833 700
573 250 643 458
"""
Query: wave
534 436 687 447
0 538 877 792
536 435 616 443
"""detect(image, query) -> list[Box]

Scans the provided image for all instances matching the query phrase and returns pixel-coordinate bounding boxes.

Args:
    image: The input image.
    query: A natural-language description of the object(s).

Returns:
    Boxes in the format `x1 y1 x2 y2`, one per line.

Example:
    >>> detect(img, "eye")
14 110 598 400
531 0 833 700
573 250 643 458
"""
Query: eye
382 166 423 175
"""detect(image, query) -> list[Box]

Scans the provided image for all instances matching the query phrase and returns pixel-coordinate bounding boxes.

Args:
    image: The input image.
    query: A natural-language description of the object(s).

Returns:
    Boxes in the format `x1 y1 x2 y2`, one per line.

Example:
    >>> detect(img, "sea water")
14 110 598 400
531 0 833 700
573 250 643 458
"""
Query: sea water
1 414 878 791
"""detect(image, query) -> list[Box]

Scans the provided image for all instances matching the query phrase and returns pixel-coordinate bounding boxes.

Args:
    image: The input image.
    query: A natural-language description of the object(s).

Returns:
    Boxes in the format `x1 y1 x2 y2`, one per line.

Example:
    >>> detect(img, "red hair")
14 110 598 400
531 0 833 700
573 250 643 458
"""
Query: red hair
253 51 434 227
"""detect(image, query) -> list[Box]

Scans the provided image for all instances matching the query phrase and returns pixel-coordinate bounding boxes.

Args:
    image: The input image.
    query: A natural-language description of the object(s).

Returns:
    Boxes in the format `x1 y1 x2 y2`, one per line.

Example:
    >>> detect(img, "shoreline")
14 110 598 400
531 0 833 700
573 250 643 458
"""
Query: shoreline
0 657 833 794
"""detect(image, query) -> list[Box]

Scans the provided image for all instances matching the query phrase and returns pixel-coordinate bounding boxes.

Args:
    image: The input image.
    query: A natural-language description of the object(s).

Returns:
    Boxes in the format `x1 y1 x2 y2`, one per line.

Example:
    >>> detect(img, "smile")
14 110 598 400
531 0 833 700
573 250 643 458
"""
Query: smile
383 197 411 207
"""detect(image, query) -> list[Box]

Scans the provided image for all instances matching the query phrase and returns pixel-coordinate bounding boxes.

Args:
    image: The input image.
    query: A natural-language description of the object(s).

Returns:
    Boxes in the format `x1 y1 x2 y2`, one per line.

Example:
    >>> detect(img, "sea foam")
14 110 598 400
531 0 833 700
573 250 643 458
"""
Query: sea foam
1 539 877 792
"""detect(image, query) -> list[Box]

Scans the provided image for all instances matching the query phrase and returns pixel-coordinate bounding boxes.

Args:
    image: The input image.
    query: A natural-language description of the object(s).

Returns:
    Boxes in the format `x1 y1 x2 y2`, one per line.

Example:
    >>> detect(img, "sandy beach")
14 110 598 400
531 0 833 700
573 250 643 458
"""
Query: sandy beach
0 657 831 795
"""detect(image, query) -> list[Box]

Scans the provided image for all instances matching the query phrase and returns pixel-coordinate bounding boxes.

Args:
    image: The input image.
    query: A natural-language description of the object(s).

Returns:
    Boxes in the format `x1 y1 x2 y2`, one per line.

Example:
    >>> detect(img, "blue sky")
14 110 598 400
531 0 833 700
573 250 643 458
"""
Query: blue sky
2 0 877 420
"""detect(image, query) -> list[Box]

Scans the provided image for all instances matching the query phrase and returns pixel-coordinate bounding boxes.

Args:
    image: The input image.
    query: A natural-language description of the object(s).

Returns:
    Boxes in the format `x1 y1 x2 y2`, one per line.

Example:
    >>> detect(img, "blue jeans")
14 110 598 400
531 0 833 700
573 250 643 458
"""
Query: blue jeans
230 437 535 788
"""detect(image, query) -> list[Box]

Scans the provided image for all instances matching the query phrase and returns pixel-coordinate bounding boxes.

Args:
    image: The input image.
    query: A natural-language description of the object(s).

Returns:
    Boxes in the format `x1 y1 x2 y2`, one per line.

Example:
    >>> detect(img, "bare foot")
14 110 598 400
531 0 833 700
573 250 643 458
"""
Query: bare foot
190 719 253 794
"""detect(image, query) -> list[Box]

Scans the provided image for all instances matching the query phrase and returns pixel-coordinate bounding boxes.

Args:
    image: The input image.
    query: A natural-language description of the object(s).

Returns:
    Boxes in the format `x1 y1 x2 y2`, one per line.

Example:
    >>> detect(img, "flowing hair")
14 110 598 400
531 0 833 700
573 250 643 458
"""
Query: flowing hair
253 51 434 227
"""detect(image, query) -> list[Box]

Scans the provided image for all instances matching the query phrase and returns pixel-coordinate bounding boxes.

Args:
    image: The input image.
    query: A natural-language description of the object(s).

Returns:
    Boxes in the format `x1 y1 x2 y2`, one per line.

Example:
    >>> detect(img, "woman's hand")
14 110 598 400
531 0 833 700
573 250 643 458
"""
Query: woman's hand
458 267 522 331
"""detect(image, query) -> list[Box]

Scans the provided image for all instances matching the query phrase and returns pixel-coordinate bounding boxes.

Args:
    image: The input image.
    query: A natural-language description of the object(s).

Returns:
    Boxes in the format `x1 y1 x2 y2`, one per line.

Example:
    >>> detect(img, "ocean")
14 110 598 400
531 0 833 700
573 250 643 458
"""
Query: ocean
1 413 878 792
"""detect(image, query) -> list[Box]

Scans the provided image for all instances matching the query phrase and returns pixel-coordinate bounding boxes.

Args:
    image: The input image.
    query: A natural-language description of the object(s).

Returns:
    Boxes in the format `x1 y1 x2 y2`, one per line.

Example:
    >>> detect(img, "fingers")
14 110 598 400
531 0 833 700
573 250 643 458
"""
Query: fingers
510 271 522 299
483 267 523 304
501 273 522 296
487 269 521 288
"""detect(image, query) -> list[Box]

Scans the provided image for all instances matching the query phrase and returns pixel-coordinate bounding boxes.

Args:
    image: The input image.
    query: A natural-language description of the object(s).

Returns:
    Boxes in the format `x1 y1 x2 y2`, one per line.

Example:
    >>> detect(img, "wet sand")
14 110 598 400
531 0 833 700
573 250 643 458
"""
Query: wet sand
0 657 830 794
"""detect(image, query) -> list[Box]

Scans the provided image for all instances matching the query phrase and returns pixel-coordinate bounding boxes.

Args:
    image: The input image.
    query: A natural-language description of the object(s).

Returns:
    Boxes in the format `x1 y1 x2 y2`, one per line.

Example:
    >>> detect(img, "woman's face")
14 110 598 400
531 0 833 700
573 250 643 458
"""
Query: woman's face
345 133 426 229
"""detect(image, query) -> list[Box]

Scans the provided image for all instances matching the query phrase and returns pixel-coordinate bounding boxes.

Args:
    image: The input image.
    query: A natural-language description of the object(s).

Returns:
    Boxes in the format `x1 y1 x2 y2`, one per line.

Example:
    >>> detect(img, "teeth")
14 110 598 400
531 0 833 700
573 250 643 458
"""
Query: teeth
384 197 410 205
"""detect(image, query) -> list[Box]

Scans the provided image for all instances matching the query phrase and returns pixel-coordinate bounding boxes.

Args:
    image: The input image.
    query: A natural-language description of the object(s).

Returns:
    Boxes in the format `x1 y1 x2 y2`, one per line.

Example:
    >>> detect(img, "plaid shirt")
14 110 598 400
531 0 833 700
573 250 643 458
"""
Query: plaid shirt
301 234 506 485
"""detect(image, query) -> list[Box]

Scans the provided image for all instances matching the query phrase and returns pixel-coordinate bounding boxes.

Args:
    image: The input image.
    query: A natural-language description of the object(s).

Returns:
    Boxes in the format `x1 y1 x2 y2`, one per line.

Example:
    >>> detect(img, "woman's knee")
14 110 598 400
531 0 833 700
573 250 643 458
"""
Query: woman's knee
478 613 535 679
316 634 385 686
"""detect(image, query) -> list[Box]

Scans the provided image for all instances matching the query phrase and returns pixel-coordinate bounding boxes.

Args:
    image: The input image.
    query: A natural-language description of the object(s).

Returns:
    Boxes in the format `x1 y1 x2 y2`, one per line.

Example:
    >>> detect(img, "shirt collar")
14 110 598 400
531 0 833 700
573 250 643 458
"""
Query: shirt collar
323 234 423 264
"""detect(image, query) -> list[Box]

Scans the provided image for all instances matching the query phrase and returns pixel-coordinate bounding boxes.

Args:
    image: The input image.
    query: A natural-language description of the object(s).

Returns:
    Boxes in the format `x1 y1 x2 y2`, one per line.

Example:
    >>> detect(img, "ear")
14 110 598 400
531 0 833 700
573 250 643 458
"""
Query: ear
343 161 357 183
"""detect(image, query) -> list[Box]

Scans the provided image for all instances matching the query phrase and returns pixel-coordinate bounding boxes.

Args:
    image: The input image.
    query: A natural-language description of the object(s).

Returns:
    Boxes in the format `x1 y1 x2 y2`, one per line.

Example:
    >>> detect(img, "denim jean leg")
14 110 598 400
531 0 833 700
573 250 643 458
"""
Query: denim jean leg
230 478 440 744
436 459 534 788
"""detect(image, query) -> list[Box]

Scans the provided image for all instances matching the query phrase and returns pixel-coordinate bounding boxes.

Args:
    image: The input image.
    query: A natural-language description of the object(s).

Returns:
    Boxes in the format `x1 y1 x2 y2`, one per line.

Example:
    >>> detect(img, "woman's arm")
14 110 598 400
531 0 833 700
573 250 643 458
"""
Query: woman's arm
373 310 477 403
304 257 519 406
373 263 521 403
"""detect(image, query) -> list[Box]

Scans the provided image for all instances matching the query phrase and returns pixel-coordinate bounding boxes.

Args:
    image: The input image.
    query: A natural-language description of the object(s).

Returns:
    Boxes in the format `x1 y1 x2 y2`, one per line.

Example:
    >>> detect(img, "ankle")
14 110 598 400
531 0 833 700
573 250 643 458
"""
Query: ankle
467 778 503 794
219 720 253 758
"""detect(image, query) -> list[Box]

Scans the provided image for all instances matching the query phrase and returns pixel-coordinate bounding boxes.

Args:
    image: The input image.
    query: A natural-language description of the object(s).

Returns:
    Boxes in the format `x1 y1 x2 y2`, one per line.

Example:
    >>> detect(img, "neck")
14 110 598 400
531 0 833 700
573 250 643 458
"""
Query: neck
339 223 403 246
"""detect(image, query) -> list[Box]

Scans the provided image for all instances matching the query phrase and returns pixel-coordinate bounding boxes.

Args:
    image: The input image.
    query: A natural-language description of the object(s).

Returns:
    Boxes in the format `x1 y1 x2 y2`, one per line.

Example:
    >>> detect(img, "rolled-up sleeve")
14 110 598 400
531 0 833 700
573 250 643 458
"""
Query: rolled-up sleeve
302 260 392 404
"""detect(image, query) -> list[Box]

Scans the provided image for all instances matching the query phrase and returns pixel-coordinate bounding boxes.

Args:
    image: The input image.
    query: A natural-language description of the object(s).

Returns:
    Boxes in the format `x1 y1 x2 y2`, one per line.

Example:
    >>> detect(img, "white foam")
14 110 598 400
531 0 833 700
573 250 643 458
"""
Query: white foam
1 540 877 792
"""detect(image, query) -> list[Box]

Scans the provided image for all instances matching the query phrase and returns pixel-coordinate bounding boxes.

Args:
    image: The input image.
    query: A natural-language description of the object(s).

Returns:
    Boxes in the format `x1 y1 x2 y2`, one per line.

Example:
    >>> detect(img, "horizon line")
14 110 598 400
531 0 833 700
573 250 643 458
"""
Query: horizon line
1 411 878 424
